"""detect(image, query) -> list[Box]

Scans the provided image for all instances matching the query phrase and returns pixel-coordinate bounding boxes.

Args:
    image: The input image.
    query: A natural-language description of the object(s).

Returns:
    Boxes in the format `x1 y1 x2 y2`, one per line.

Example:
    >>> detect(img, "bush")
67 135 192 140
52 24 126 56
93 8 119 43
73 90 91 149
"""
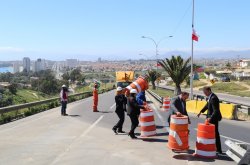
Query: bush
24 111 33 117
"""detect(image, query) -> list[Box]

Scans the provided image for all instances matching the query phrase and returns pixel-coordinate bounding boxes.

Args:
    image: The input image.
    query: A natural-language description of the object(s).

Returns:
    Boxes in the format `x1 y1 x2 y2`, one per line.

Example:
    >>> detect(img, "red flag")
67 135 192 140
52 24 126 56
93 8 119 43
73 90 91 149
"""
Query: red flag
156 61 161 67
192 29 199 42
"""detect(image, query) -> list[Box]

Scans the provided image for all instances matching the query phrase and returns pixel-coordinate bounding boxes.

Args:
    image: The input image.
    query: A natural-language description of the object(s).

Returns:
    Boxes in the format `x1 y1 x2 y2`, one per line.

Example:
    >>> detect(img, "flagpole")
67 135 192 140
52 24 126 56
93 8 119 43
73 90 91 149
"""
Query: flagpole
190 0 195 100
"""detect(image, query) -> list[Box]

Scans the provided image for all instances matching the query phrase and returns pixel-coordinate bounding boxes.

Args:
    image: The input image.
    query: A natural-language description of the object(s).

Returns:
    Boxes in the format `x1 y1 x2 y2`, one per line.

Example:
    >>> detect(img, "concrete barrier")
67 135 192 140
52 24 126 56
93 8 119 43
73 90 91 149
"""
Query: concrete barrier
186 100 236 120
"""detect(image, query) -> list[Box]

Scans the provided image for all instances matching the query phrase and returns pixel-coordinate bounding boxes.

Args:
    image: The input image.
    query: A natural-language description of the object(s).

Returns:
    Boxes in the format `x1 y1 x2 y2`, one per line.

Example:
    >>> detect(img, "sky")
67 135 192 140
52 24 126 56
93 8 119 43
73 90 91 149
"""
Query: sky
0 0 249 61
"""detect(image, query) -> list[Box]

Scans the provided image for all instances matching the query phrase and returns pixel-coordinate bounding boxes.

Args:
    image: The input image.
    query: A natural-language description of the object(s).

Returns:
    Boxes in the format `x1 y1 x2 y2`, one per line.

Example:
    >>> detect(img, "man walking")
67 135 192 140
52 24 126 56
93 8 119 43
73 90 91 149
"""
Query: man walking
197 86 222 154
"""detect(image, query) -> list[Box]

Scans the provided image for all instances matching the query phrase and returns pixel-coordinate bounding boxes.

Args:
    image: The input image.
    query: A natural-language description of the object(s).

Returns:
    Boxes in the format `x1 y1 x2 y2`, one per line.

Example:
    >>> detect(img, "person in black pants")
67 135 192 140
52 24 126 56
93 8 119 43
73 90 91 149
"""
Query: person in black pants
112 87 127 134
198 86 222 154
126 89 145 139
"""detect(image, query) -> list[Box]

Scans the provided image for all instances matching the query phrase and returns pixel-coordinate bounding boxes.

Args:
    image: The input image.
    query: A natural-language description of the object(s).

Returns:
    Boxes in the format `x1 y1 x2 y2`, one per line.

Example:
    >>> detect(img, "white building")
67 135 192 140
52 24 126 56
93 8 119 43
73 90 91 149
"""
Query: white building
239 59 250 68
23 57 31 72
66 59 78 68
13 62 21 73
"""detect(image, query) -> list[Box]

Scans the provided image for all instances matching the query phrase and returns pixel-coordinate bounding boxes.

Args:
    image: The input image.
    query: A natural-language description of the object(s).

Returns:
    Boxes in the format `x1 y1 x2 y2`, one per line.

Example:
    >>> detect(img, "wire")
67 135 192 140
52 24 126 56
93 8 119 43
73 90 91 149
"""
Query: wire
171 1 192 35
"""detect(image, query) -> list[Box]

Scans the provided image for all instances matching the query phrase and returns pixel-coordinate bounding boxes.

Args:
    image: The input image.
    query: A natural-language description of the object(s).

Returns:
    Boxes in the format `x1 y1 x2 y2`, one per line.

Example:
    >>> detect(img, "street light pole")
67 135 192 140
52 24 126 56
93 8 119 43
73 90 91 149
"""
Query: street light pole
141 35 173 90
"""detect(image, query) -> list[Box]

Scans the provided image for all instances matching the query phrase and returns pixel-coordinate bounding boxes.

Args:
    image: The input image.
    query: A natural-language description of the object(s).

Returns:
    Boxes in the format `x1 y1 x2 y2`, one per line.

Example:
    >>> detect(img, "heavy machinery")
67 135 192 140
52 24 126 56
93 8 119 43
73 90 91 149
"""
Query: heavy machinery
115 71 135 88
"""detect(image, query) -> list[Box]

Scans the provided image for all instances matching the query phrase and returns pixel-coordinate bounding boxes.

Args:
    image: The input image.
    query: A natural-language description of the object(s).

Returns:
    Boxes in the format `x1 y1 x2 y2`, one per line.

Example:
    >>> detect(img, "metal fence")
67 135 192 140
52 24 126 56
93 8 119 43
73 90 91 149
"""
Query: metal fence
0 87 114 124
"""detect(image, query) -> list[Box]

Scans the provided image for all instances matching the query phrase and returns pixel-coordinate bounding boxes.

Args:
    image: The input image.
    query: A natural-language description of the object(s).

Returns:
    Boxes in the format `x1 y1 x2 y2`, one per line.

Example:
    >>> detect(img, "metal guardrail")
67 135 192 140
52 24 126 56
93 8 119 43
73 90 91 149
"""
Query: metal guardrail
147 90 163 104
0 87 115 115
0 91 92 114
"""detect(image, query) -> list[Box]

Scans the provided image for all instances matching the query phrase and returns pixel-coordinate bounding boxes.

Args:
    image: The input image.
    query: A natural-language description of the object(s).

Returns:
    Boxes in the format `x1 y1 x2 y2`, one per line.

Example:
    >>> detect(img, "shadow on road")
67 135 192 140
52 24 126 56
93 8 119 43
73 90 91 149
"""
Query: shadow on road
173 150 233 162
68 115 81 117
97 111 113 113
155 132 169 136
142 138 168 143
156 125 165 129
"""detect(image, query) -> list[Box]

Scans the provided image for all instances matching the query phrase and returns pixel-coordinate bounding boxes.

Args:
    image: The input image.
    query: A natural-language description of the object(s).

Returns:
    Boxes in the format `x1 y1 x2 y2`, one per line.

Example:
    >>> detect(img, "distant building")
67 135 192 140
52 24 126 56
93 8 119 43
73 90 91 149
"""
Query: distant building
23 57 31 72
34 58 46 72
239 59 250 68
13 62 20 73
98 57 102 62
66 59 78 68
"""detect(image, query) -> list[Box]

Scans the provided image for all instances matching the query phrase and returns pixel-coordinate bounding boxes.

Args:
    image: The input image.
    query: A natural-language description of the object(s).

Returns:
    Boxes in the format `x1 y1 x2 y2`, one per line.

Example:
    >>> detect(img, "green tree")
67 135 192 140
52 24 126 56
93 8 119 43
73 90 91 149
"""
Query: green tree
147 70 161 90
38 70 60 95
159 55 191 95
70 68 83 82
8 83 18 95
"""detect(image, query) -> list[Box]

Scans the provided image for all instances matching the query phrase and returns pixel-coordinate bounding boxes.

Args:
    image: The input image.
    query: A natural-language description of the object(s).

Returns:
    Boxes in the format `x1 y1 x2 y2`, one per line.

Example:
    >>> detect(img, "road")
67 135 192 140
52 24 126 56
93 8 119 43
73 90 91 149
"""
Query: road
159 85 250 106
0 90 249 165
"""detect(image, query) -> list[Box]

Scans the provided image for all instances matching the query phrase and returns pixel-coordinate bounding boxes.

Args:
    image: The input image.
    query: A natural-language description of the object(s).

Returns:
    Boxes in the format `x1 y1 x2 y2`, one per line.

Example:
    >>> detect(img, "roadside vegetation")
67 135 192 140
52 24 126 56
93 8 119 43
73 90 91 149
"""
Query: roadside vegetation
149 86 174 98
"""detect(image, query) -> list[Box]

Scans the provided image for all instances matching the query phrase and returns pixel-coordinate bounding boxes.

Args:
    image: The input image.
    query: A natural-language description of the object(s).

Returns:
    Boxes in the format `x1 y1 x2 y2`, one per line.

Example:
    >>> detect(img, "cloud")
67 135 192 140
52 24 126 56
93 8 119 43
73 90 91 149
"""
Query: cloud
0 46 25 53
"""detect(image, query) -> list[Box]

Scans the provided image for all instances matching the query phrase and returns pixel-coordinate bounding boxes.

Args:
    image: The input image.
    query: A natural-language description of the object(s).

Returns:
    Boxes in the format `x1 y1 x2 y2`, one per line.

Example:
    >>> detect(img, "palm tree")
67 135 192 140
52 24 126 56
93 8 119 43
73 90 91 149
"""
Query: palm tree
147 70 161 90
159 55 191 95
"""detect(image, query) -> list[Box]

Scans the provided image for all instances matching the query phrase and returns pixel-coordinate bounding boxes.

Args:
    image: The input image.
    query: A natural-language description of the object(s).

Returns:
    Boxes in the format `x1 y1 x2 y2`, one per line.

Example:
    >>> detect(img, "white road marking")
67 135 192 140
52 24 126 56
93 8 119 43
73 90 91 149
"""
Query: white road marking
194 128 250 145
110 103 116 109
51 115 104 165
146 96 165 123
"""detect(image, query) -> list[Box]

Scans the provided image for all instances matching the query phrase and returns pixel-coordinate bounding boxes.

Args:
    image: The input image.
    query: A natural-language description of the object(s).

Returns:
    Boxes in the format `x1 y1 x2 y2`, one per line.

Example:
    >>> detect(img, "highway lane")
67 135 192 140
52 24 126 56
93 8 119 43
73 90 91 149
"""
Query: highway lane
0 90 248 164
159 85 250 106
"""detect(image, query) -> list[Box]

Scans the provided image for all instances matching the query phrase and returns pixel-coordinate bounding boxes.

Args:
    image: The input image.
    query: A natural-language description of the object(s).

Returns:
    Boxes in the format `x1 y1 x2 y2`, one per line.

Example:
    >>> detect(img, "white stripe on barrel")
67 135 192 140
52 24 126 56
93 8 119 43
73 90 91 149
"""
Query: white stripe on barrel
171 117 188 125
132 82 142 92
197 137 216 145
195 149 216 157
140 111 154 117
140 121 155 127
140 130 156 137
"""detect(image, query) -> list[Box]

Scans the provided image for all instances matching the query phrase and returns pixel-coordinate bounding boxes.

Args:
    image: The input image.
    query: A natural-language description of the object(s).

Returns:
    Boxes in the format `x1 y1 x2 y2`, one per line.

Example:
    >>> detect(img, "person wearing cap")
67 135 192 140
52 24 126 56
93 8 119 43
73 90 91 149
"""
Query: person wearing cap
112 87 127 134
60 84 69 116
126 89 145 139
93 83 99 112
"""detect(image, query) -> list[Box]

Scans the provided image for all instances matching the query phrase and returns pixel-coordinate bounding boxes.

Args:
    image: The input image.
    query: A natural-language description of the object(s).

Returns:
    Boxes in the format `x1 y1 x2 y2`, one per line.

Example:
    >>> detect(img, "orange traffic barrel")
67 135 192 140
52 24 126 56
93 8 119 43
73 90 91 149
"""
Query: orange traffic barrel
139 108 156 137
194 121 217 158
126 76 148 93
168 115 189 151
162 96 170 112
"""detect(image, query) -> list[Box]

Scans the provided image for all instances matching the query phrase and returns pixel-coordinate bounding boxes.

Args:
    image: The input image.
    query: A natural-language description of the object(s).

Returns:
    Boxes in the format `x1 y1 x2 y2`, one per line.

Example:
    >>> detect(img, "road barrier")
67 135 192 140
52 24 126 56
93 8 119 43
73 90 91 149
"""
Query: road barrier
186 100 237 120
168 115 189 151
147 88 245 120
194 121 217 158
156 86 250 116
162 97 171 112
225 139 250 164
139 108 156 137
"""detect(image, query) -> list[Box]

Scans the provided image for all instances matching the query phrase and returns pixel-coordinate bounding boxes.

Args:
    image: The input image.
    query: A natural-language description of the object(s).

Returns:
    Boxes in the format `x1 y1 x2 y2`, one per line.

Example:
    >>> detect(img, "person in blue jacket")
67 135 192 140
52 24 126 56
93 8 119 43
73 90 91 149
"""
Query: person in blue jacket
136 91 146 106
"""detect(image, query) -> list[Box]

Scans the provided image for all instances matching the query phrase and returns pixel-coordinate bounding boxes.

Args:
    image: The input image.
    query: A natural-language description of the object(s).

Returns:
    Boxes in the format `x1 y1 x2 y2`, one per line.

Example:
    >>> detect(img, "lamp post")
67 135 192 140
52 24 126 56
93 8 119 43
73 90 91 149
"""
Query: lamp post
141 35 173 90
141 36 173 69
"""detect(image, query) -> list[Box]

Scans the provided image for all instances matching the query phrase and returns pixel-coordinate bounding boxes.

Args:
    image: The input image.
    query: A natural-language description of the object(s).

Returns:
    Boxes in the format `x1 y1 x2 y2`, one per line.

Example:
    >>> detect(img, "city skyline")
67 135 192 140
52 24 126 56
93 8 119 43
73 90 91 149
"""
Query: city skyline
0 0 249 61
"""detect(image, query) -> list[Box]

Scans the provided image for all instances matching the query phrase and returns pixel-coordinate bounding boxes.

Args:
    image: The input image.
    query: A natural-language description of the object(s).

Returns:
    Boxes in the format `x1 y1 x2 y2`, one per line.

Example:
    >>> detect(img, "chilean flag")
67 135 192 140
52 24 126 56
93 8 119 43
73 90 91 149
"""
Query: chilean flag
192 29 199 42
156 61 161 67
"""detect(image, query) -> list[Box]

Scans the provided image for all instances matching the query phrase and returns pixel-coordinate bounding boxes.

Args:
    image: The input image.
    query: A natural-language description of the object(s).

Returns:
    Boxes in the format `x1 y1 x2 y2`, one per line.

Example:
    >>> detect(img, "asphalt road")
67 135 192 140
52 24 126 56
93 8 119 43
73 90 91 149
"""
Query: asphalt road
0 90 249 165
159 85 250 106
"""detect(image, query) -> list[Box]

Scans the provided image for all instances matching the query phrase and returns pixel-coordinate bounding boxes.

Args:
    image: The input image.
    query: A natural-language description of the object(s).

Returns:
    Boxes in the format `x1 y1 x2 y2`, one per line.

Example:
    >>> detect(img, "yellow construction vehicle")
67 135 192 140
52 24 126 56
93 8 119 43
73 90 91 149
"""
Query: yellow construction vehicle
116 71 135 89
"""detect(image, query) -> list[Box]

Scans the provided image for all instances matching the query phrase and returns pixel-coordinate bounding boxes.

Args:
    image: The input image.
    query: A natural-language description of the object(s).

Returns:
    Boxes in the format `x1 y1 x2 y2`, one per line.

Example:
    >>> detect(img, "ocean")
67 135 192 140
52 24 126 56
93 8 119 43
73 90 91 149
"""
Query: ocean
0 67 13 73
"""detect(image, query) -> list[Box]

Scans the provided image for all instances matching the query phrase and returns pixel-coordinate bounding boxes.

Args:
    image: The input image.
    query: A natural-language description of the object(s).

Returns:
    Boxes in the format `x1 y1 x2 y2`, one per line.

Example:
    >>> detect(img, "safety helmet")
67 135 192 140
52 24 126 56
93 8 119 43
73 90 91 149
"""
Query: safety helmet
117 87 123 91
130 89 137 94
62 84 67 88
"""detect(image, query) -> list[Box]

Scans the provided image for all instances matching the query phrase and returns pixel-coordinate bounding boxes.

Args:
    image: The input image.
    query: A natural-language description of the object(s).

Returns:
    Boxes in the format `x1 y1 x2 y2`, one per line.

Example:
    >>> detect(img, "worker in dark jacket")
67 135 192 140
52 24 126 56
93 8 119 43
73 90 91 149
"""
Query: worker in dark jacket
127 89 145 139
112 87 127 134
168 92 190 126
136 91 146 106
198 86 222 154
